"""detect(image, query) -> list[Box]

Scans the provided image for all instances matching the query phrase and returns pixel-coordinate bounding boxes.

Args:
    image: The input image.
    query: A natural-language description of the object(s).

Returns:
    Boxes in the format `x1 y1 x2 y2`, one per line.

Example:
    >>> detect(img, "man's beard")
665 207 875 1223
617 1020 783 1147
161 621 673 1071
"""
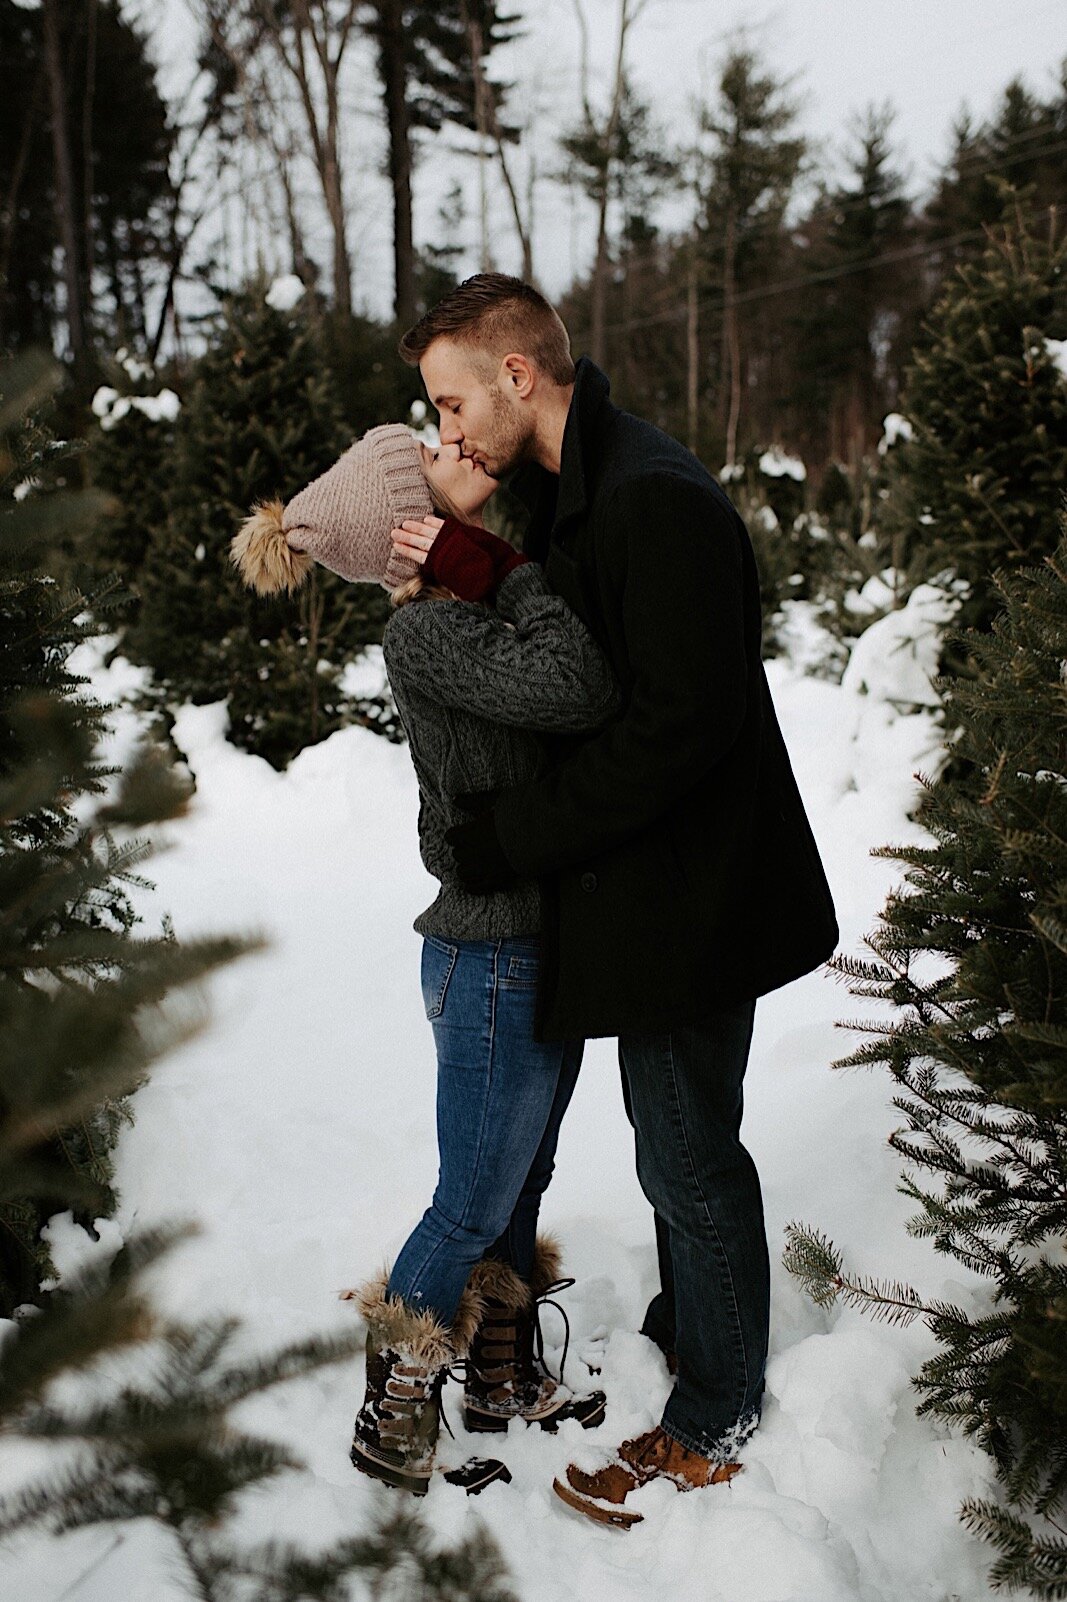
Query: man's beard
482 383 535 477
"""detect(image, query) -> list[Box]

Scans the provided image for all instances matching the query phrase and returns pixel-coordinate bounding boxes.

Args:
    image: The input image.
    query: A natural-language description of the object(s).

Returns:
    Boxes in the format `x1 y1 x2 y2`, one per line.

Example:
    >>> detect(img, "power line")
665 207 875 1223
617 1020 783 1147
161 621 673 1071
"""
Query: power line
598 205 1057 341
596 126 1067 312
578 125 1067 341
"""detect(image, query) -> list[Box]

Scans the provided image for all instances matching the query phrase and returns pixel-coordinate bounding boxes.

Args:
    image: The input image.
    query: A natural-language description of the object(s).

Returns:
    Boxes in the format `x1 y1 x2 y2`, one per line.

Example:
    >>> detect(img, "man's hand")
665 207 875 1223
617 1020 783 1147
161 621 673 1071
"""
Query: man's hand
445 789 518 893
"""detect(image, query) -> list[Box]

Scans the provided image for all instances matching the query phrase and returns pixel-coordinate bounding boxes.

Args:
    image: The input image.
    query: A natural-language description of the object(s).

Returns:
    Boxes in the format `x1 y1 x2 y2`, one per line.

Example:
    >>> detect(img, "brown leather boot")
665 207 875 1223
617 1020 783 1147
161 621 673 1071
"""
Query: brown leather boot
553 1425 742 1529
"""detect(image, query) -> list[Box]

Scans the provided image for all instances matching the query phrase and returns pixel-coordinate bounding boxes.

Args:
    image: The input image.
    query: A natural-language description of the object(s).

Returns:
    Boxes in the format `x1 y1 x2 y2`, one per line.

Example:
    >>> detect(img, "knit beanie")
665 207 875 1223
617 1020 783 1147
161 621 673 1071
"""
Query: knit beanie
230 424 434 596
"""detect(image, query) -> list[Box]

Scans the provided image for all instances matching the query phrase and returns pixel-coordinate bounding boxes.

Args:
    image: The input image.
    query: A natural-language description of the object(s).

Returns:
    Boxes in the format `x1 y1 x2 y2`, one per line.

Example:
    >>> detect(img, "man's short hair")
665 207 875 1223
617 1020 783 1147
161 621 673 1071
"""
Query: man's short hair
399 274 575 387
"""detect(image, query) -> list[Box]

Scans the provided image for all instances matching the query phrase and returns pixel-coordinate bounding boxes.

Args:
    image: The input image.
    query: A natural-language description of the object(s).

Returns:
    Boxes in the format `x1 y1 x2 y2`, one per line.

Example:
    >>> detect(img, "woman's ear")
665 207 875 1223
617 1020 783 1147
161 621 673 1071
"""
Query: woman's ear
230 498 313 595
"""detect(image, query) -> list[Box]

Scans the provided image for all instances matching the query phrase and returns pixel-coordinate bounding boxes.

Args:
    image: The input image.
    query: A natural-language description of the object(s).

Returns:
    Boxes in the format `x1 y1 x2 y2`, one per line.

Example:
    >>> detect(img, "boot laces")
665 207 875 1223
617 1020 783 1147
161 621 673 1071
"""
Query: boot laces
531 1277 575 1385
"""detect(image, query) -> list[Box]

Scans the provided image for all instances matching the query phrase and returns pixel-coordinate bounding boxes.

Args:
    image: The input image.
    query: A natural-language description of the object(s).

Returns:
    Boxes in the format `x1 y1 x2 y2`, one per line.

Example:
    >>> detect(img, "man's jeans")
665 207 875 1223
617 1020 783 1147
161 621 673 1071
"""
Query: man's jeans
619 996 768 1464
388 934 583 1329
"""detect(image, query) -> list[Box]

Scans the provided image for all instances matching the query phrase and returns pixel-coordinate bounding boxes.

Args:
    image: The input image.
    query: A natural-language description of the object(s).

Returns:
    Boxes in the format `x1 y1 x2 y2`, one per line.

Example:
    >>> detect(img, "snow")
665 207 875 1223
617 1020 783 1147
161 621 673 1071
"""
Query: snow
91 386 181 431
842 569 903 619
115 347 155 383
1044 337 1067 379
878 414 914 455
0 588 1014 1602
265 274 307 311
339 642 390 700
758 448 807 482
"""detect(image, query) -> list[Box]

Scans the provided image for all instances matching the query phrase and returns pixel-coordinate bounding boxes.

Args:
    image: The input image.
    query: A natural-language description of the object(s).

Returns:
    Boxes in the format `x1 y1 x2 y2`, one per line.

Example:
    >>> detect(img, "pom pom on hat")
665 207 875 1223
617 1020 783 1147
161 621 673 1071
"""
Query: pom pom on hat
230 497 314 595
230 424 433 596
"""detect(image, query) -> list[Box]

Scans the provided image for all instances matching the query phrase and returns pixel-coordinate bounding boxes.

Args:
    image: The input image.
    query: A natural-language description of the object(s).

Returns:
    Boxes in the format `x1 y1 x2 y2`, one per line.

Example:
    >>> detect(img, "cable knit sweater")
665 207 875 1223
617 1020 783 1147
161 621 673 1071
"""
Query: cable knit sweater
381 560 622 940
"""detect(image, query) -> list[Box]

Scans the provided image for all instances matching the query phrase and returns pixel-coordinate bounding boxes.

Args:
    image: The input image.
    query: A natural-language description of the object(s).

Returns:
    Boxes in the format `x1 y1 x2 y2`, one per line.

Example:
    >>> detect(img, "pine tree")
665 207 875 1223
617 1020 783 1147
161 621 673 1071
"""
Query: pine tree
783 522 1067 1597
692 45 806 466
925 72 1067 274
82 349 180 619
122 281 400 769
789 105 913 467
0 347 152 1308
0 0 175 373
885 192 1067 655
1 350 515 1601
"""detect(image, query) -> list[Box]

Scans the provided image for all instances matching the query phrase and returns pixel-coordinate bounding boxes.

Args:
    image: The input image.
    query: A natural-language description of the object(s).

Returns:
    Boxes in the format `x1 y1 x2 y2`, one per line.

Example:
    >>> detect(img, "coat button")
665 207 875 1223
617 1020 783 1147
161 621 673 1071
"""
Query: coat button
580 872 598 892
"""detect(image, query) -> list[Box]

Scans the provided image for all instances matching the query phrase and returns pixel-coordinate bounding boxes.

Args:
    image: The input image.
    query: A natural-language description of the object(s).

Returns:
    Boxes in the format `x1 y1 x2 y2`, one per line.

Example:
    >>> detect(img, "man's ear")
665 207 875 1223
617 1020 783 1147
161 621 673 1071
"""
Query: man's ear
500 353 535 399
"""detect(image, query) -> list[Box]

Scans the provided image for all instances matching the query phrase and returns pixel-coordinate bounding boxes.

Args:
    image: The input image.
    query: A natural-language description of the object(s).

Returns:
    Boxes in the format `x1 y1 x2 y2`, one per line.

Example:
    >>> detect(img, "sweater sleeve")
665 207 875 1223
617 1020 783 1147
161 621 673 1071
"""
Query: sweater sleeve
381 561 622 733
492 473 749 875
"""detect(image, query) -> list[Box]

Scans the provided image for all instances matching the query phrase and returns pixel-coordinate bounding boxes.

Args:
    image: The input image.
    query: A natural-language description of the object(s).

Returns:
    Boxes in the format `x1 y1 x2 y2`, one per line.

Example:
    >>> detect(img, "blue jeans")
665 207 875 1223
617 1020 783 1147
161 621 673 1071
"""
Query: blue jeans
619 996 768 1464
387 935 584 1328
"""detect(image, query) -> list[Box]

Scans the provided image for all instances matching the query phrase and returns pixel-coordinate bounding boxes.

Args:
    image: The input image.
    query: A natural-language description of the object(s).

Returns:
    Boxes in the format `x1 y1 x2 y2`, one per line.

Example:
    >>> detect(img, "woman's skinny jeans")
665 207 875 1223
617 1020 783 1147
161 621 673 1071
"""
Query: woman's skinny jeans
386 934 583 1329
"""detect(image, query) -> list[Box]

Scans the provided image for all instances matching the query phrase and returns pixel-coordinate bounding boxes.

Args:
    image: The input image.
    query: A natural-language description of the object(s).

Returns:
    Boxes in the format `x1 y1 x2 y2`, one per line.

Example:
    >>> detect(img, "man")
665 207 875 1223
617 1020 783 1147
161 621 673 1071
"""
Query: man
395 274 839 1529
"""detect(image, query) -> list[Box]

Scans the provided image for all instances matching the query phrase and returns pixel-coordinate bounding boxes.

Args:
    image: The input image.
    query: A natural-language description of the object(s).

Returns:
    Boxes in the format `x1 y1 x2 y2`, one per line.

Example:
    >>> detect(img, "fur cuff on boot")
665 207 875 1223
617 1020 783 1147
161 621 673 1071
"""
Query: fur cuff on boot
339 1272 486 1365
466 1233 566 1310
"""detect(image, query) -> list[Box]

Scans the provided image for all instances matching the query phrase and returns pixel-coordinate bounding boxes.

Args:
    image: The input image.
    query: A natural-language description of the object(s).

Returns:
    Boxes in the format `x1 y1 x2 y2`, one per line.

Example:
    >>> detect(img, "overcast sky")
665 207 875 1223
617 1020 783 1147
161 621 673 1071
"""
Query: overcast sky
143 0 1067 321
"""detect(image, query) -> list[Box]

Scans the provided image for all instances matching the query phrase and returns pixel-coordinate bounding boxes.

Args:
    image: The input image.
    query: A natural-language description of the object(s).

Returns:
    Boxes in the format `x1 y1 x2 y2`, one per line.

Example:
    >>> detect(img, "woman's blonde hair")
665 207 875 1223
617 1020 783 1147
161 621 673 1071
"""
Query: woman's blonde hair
389 464 470 609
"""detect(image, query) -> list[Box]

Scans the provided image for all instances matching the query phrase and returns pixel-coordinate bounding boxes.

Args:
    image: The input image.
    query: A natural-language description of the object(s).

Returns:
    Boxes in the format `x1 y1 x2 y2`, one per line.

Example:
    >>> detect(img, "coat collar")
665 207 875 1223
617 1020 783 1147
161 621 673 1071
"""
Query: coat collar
506 356 612 537
553 355 611 528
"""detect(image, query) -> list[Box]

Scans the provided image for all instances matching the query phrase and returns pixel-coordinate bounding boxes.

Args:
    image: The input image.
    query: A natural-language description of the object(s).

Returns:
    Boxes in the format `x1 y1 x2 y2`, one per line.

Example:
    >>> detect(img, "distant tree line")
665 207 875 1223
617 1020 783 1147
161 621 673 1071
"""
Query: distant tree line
2 0 1065 477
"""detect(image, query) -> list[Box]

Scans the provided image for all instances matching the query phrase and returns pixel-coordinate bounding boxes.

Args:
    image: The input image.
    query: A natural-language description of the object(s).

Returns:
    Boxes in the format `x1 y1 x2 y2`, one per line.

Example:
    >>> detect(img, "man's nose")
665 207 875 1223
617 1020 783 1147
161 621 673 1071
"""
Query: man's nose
438 417 463 446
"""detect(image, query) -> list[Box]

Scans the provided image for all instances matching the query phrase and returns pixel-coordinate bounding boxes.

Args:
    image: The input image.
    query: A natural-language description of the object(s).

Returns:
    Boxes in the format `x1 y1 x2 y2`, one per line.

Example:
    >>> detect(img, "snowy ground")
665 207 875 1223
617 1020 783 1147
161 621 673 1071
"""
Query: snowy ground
0 589 1015 1602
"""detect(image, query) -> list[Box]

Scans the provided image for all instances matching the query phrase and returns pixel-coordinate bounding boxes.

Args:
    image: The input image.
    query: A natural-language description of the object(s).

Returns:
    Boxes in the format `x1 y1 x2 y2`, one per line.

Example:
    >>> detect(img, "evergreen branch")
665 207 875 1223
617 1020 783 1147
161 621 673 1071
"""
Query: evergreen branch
959 1499 1067 1596
781 1222 931 1324
0 1223 195 1418
195 1506 518 1602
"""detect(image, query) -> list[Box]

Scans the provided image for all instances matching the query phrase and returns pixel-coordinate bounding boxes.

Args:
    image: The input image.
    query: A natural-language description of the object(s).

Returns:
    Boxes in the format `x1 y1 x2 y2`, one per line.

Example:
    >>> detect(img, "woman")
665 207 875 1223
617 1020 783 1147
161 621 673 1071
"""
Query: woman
231 423 619 1497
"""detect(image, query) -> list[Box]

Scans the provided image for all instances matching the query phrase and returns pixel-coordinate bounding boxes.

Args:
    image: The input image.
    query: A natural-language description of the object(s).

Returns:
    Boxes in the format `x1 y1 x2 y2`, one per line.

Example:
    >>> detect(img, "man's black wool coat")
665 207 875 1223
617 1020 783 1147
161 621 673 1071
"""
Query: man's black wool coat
489 356 839 1043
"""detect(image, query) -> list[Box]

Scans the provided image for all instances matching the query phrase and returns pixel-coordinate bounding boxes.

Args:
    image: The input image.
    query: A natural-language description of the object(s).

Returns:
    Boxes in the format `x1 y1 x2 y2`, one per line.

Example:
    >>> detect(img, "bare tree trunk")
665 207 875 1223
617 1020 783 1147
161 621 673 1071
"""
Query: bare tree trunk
461 0 532 279
321 82 351 317
0 67 44 343
128 241 148 342
82 0 98 327
42 0 90 388
256 0 358 319
590 191 610 367
723 208 741 467
576 0 641 368
279 154 316 290
494 128 533 280
253 66 317 291
686 252 699 452
375 0 415 324
461 6 493 272
303 570 323 742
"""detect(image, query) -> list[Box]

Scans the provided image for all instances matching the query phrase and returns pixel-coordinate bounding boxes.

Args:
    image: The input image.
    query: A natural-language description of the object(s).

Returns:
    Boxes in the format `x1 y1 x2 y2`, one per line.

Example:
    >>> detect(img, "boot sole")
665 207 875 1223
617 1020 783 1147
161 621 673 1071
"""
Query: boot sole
464 1404 565 1434
350 1438 431 1496
551 1475 642 1529
463 1391 607 1435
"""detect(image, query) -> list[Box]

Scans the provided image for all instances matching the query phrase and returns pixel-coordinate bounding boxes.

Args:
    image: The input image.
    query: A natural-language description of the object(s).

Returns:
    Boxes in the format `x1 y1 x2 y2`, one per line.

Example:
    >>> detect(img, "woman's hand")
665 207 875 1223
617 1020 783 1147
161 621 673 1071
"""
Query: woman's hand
391 515 445 566
392 516 528 602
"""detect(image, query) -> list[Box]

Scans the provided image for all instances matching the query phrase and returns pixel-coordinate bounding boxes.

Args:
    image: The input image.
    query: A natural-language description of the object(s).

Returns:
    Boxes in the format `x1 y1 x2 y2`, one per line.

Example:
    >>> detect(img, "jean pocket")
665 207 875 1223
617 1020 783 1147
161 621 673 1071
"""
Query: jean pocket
501 951 539 987
421 936 459 1019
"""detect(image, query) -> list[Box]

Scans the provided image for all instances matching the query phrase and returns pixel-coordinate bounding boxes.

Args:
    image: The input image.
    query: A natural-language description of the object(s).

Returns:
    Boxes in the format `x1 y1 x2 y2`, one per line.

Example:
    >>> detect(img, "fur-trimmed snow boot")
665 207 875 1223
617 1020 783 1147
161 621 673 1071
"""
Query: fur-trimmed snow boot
463 1236 607 1435
341 1274 510 1496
